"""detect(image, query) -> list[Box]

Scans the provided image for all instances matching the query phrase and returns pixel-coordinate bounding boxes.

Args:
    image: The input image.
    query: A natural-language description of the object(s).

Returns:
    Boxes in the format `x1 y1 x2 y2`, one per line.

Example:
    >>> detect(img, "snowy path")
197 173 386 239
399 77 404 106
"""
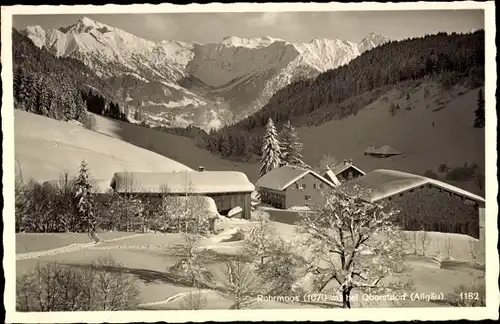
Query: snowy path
16 233 144 260
137 290 214 308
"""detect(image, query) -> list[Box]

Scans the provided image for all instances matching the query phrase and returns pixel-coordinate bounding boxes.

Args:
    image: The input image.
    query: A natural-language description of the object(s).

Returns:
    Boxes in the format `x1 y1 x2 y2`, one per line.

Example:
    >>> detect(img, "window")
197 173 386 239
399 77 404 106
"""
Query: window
305 195 312 201
296 183 304 189
303 184 306 189
348 171 353 180
319 183 323 189
313 183 317 189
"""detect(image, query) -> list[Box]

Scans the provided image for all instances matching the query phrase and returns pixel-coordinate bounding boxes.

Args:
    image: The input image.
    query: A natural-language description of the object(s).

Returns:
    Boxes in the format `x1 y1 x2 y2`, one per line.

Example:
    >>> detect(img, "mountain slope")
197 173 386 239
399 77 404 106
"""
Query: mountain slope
89 112 261 182
20 17 390 129
14 110 192 184
297 84 485 180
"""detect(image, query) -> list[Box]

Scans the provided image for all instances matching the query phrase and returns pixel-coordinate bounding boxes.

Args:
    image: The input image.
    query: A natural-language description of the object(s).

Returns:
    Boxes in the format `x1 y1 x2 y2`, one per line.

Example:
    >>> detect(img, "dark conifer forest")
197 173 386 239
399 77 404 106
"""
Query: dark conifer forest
195 31 485 161
12 29 127 125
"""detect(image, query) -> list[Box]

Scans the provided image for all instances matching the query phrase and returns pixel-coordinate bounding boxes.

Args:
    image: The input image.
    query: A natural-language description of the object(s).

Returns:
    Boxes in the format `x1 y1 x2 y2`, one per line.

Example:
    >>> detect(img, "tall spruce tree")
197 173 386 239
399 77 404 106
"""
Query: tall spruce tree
474 88 485 128
259 118 282 177
279 121 306 167
74 160 97 236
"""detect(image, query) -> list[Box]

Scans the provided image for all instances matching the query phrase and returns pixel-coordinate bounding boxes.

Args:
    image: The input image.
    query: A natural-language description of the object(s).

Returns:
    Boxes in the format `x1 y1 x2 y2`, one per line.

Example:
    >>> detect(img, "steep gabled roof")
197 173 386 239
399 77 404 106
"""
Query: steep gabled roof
256 165 339 191
343 169 485 205
365 146 377 154
328 162 366 177
111 171 255 194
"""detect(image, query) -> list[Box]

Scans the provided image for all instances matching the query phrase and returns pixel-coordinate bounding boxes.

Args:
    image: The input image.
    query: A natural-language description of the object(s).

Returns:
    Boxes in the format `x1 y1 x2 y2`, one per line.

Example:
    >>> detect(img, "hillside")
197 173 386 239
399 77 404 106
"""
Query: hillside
199 31 485 167
78 82 484 196
14 110 192 184
297 83 485 194
20 17 390 129
89 113 261 182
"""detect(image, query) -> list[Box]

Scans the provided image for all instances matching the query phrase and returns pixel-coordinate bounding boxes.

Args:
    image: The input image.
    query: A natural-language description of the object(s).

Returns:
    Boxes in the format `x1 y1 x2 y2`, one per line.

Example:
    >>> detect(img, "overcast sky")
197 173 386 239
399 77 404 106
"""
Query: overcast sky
12 10 484 44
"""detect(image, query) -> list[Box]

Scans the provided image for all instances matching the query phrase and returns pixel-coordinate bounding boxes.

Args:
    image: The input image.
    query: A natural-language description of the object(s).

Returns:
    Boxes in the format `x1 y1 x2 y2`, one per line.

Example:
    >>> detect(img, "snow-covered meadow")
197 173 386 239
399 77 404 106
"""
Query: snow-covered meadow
16 208 485 310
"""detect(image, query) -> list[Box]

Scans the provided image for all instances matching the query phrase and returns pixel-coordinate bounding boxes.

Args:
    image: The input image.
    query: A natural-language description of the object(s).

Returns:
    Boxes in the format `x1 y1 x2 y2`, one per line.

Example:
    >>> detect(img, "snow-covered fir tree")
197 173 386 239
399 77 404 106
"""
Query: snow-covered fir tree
74 160 97 235
259 118 282 177
279 120 307 168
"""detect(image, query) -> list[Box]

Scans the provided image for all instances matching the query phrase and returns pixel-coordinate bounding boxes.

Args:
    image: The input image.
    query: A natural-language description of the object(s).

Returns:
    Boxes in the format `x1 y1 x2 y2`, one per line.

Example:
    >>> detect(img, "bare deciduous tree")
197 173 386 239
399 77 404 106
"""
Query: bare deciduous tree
419 230 432 257
444 235 453 259
244 214 278 264
316 153 338 173
179 290 208 310
166 179 215 287
219 257 267 310
296 185 413 308
468 238 478 263
16 256 139 311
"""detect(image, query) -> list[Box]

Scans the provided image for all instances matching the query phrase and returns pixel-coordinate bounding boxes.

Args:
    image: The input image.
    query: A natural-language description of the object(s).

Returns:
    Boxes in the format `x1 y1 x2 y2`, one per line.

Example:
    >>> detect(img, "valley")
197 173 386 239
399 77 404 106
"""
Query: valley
20 17 390 129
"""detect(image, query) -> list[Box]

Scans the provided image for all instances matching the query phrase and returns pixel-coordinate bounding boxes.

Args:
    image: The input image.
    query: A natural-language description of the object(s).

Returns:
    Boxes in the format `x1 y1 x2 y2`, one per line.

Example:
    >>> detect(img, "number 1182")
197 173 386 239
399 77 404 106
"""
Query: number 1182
460 292 479 300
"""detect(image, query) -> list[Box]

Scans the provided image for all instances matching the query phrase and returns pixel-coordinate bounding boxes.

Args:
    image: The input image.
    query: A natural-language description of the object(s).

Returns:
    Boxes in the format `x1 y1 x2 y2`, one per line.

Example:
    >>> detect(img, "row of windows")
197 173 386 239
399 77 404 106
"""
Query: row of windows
294 183 324 190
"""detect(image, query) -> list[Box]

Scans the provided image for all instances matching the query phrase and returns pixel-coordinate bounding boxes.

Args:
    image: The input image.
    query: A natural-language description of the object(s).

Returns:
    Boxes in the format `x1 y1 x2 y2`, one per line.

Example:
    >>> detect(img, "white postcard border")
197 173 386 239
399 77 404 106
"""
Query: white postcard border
2 2 498 322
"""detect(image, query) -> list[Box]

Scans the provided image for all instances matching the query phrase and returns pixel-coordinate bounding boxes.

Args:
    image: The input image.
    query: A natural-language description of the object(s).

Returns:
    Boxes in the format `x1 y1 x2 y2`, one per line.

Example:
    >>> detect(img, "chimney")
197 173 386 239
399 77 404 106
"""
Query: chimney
348 159 352 165
343 159 348 165
198 166 204 172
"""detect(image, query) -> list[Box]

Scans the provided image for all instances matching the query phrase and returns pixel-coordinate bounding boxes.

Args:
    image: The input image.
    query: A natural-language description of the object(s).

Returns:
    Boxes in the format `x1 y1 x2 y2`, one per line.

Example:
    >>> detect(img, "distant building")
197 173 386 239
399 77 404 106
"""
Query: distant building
343 169 486 239
110 169 255 219
324 159 365 183
365 145 401 158
255 165 339 209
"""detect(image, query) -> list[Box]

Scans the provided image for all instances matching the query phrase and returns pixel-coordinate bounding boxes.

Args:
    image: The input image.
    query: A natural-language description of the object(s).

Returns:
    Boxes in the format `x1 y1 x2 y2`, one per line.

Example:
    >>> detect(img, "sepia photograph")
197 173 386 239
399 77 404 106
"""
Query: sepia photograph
1 1 498 323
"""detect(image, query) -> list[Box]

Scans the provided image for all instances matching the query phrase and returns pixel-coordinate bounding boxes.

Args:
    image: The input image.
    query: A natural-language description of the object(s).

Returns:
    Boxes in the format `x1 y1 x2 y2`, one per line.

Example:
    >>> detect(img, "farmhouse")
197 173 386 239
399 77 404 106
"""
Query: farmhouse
256 165 339 209
110 169 255 219
343 169 486 239
365 145 401 158
324 159 365 183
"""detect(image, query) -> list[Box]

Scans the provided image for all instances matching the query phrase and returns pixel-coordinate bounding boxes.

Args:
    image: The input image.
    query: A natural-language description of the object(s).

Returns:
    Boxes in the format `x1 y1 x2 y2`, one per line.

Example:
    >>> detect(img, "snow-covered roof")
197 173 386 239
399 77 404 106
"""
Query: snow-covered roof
327 162 366 177
368 145 401 155
324 169 342 186
256 165 339 191
111 171 255 194
343 169 485 205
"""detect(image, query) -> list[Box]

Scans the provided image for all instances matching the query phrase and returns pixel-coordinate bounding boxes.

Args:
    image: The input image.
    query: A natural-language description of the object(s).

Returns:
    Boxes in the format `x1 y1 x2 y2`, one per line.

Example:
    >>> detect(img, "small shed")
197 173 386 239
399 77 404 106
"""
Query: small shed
365 145 401 158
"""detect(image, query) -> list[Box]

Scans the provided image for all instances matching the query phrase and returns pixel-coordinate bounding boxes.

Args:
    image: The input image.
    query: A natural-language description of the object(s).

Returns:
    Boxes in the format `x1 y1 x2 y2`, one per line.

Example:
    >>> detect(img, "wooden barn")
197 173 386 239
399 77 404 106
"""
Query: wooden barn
256 165 340 209
365 145 401 158
323 159 365 183
343 169 486 239
110 169 255 219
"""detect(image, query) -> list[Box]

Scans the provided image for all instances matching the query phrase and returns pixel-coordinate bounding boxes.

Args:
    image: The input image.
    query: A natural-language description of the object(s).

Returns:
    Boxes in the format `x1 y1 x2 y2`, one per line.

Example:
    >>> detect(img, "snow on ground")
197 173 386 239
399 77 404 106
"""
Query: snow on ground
16 231 135 254
14 110 192 183
15 208 485 309
288 206 311 211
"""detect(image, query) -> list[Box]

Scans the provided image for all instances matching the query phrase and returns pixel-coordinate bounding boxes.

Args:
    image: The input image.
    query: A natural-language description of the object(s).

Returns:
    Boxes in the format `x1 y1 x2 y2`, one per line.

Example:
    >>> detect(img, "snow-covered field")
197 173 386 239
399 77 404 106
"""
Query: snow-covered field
15 211 485 310
14 110 192 184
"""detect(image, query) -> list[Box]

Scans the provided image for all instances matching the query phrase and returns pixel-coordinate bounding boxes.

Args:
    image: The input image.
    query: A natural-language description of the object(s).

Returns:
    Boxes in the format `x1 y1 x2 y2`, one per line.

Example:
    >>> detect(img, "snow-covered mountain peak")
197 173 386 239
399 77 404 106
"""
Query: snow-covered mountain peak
19 17 393 129
358 32 391 53
220 35 284 48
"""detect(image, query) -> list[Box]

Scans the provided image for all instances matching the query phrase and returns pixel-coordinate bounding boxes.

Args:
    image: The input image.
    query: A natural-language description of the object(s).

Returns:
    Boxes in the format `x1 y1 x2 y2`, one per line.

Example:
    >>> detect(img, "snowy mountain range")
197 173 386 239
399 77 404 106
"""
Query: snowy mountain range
21 17 391 130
